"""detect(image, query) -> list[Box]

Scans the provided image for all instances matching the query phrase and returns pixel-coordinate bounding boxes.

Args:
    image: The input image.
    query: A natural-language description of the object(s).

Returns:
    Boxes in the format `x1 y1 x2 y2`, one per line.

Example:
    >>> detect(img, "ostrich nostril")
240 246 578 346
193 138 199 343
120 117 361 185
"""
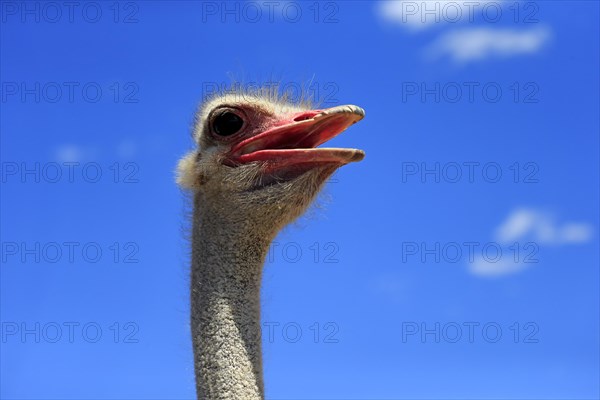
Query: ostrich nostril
293 111 321 122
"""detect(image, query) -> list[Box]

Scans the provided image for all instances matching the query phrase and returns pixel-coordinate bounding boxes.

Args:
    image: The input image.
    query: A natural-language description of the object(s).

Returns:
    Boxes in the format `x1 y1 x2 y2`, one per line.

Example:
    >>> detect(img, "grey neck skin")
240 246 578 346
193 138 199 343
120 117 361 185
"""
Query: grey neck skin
190 195 274 400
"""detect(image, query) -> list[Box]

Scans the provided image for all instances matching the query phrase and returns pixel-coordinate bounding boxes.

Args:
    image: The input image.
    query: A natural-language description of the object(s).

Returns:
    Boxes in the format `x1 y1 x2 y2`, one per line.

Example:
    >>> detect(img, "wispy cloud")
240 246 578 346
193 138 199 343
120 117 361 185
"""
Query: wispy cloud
116 139 138 159
377 0 501 32
54 144 85 163
426 26 551 63
495 208 593 245
54 141 139 162
469 256 529 277
469 208 593 277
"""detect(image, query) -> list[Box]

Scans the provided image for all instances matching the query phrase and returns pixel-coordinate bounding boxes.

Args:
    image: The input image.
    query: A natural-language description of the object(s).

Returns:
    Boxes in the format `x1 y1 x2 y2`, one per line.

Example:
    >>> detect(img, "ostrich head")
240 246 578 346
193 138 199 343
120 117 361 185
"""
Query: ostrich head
177 92 365 234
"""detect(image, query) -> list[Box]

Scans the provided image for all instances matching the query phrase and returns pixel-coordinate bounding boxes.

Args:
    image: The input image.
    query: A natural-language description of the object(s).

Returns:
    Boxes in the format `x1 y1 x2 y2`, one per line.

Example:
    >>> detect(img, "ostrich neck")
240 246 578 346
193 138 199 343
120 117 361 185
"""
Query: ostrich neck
190 196 273 400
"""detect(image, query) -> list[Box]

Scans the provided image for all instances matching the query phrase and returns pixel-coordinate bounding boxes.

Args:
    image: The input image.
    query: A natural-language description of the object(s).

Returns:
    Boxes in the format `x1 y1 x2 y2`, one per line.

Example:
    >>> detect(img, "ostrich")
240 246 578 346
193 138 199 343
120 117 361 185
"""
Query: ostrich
177 90 365 399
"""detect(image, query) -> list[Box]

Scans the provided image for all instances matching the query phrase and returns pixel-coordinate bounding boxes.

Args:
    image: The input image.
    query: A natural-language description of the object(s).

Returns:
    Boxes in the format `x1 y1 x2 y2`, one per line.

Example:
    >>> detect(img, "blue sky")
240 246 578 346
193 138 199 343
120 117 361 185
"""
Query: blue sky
1 1 598 399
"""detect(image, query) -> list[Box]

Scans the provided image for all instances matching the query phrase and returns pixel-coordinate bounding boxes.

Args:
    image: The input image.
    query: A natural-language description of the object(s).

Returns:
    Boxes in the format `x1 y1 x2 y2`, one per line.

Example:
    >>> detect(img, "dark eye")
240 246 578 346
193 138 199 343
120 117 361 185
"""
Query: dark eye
213 111 244 137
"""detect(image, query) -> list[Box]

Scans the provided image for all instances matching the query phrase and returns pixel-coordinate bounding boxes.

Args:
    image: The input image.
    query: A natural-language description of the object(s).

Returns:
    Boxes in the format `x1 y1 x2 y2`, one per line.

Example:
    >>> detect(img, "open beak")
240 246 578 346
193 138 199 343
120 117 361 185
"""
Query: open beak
228 105 365 171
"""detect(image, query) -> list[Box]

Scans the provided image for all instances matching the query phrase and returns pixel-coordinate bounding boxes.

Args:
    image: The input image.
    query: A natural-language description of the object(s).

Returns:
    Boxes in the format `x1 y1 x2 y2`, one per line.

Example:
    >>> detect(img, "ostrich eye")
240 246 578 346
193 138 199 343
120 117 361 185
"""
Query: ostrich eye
213 112 244 137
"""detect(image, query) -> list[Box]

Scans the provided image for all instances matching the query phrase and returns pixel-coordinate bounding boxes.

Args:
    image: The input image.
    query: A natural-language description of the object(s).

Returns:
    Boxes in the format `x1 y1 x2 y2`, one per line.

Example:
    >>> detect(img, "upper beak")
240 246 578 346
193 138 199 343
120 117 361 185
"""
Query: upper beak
228 105 366 169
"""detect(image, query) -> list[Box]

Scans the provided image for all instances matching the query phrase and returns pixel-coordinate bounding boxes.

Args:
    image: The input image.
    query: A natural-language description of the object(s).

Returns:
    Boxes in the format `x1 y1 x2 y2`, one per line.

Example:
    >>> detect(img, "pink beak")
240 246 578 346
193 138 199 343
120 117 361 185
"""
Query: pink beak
228 105 365 171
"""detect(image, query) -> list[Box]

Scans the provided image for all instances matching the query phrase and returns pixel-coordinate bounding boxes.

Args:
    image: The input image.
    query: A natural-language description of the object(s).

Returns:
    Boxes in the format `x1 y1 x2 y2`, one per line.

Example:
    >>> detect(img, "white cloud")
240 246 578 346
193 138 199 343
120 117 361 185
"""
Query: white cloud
560 223 594 244
469 256 528 277
426 26 551 63
495 208 593 245
54 142 136 162
468 208 593 277
378 0 501 32
495 208 536 243
54 144 85 163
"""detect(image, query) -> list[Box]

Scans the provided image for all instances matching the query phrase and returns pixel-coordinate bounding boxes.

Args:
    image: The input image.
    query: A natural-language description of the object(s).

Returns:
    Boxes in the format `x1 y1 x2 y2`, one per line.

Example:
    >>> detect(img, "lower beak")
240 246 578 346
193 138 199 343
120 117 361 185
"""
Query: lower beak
228 105 365 170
